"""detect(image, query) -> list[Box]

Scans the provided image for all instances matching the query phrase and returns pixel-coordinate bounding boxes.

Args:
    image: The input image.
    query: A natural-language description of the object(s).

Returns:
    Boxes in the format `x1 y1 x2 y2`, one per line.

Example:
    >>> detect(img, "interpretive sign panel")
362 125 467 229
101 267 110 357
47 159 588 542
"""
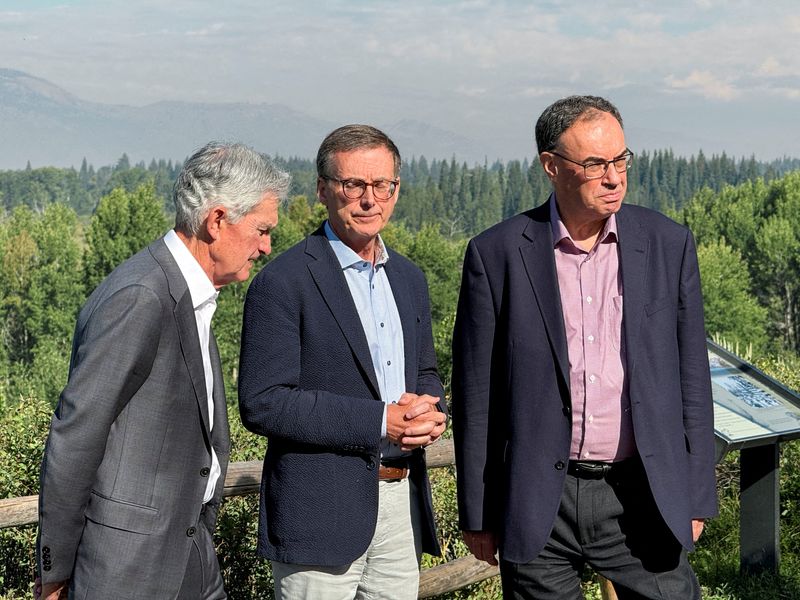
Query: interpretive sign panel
709 341 800 458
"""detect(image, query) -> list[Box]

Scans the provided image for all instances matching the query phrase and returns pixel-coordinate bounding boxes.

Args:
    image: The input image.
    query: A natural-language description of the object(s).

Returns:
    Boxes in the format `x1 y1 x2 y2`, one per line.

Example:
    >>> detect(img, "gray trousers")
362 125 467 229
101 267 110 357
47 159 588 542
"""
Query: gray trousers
272 478 421 600
500 460 701 600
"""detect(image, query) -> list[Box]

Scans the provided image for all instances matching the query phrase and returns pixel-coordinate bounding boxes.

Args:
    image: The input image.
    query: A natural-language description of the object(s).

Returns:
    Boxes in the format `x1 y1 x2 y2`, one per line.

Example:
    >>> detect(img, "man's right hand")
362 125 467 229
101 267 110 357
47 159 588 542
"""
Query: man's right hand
462 530 499 566
35 578 69 600
386 393 445 449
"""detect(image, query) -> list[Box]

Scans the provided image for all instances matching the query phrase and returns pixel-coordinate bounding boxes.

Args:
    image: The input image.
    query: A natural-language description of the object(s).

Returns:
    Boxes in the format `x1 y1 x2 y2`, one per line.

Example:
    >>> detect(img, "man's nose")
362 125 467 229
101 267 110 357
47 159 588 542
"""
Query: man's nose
359 186 377 207
603 163 623 185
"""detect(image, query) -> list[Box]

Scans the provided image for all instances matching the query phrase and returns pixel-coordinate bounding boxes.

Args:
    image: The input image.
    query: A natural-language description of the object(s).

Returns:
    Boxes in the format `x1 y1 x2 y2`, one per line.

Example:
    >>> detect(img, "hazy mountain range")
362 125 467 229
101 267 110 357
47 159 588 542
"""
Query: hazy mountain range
0 68 488 170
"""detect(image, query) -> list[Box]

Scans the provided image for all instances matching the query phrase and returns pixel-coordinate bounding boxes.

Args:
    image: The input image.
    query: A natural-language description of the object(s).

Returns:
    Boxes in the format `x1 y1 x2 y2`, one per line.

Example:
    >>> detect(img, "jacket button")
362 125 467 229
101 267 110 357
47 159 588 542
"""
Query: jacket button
43 565 51 572
554 461 565 470
187 527 196 537
562 407 571 416
42 546 50 554
200 467 210 477
367 459 375 470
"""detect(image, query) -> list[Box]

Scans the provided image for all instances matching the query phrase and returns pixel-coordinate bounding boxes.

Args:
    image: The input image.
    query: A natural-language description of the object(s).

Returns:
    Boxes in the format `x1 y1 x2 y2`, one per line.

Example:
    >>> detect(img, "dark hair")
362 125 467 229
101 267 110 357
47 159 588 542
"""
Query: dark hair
535 95 623 154
316 124 401 179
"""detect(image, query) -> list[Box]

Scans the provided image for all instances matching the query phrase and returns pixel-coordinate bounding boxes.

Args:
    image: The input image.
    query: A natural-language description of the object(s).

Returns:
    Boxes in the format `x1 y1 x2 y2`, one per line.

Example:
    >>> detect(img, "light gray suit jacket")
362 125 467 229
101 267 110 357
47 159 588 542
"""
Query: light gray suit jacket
37 238 230 600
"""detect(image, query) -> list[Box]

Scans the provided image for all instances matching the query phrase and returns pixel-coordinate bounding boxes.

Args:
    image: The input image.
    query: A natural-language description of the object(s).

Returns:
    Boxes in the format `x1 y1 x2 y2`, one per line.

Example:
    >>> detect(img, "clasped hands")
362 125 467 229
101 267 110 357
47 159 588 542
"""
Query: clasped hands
386 393 446 451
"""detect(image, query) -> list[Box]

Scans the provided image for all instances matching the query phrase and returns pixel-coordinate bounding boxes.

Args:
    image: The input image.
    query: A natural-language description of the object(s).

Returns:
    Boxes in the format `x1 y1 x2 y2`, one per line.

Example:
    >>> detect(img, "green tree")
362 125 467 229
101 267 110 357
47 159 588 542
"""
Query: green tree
752 215 800 349
84 184 169 290
0 204 84 403
697 239 768 353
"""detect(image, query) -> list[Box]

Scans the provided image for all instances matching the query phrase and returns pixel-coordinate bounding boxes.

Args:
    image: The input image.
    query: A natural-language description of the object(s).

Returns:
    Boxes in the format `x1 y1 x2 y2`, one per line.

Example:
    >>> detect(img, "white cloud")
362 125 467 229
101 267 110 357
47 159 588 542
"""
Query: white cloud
665 70 739 101
185 22 225 37
455 85 488 98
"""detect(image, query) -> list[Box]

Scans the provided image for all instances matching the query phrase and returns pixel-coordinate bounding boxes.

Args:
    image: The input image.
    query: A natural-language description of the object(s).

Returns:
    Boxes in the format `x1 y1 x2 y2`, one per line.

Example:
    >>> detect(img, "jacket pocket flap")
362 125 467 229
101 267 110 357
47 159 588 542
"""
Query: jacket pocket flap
645 296 671 316
85 491 158 534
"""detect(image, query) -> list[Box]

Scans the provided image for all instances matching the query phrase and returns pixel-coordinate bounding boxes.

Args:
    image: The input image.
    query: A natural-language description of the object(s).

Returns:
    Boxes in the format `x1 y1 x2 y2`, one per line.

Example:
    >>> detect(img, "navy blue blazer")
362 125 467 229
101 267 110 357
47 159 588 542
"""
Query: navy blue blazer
452 200 718 564
239 225 445 566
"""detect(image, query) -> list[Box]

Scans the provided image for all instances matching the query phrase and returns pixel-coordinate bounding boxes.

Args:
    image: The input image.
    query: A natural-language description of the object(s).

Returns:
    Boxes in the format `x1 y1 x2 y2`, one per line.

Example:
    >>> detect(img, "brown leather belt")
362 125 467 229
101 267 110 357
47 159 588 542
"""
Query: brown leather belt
378 465 409 481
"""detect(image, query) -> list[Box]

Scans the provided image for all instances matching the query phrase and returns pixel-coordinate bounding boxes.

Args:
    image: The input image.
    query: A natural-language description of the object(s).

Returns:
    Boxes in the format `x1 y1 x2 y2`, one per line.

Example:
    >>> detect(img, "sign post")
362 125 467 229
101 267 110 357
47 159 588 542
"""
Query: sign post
709 341 800 574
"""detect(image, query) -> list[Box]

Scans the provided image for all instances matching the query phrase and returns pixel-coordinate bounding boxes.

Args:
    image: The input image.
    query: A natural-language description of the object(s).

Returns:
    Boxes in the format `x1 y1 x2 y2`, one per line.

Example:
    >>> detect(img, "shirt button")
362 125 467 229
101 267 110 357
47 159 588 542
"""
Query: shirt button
380 322 384 327
362 262 368 268
589 374 596 383
587 335 594 343
588 415 594 423
583 451 591 459
387 360 391 366
586 296 593 304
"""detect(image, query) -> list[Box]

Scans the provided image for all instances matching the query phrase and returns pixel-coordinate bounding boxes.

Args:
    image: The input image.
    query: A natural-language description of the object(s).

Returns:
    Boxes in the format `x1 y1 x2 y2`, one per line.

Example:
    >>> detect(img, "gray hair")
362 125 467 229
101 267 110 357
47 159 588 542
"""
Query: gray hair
316 124 401 179
535 95 623 154
173 141 291 236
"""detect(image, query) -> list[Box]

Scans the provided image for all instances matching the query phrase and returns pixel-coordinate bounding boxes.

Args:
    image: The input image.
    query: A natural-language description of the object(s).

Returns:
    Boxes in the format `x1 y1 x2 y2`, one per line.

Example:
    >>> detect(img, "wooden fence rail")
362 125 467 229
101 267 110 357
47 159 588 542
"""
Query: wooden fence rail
0 439 502 598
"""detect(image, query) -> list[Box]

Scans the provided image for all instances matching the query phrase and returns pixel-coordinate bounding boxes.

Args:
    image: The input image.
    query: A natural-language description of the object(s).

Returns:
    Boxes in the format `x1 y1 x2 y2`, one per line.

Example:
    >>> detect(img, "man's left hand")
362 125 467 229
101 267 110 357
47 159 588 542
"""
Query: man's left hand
692 519 705 542
394 393 446 450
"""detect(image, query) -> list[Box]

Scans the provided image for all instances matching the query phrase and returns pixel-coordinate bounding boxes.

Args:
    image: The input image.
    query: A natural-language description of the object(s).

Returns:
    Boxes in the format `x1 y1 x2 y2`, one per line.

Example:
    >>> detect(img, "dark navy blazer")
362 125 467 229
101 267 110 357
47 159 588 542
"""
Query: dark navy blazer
452 200 718 564
239 225 445 566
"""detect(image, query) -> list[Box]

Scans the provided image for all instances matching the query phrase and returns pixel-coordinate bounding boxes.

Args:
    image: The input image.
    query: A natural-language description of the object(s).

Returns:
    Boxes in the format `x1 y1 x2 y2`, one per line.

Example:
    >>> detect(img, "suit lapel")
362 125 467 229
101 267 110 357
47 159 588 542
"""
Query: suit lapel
150 239 212 435
305 229 381 398
384 258 416 391
518 201 571 390
209 332 229 450
616 206 649 379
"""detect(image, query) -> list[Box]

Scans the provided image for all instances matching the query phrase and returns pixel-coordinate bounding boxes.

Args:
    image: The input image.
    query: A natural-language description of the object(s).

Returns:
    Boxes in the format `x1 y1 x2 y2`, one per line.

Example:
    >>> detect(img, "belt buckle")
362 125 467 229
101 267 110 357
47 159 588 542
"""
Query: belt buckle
571 461 611 479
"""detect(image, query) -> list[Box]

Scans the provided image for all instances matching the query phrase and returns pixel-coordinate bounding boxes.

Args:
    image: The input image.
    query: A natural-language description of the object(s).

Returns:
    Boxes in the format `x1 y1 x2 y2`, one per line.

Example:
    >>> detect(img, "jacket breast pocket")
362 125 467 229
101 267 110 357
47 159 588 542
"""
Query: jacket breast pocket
84 491 158 534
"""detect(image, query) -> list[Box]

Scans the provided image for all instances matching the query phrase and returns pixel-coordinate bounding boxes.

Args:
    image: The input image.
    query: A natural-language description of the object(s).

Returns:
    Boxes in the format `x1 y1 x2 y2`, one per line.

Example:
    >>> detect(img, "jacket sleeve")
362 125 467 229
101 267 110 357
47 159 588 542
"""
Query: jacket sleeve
451 239 499 531
413 272 447 416
677 230 718 519
37 285 162 583
238 266 384 454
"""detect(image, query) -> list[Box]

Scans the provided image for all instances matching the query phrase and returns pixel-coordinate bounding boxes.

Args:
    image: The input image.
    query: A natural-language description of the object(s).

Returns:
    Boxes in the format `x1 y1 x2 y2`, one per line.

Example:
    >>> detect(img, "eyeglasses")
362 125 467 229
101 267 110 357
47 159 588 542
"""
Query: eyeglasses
322 177 399 201
549 149 633 180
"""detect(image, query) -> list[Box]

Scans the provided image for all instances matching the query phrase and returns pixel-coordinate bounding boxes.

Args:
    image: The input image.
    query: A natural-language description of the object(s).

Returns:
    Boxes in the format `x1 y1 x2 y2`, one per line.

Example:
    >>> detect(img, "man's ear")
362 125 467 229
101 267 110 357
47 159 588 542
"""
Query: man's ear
540 153 558 181
316 177 329 208
205 206 227 241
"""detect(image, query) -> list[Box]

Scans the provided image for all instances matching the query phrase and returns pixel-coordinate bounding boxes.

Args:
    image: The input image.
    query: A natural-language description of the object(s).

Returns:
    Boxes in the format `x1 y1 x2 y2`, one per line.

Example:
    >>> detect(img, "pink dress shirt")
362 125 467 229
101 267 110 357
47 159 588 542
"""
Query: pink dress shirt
550 196 635 462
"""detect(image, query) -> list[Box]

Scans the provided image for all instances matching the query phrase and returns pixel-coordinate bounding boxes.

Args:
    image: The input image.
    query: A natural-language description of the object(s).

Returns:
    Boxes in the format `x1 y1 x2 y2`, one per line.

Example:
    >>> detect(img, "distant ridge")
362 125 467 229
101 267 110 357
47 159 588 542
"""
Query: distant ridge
0 69 486 170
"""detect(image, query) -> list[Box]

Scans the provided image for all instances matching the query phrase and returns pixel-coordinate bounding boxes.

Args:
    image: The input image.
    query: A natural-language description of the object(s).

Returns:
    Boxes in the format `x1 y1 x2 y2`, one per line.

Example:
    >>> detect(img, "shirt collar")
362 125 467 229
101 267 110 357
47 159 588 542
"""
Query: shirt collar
549 193 618 249
324 220 389 269
163 229 218 309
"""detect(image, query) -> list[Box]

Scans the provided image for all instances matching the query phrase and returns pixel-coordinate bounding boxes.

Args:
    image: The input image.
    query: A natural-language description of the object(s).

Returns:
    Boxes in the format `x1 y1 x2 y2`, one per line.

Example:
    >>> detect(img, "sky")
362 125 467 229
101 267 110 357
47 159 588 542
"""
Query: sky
1 0 799 162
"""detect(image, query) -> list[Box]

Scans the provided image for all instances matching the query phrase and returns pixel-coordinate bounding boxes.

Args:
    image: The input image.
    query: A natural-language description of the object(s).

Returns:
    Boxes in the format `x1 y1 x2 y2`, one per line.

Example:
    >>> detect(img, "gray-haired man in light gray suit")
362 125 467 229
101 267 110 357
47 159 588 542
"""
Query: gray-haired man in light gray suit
36 142 290 600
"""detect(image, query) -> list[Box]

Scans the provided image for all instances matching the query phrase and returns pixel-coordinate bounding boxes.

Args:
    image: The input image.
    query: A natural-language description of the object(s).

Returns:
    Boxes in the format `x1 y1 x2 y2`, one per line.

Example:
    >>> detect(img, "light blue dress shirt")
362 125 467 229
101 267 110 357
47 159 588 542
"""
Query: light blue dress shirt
324 221 406 458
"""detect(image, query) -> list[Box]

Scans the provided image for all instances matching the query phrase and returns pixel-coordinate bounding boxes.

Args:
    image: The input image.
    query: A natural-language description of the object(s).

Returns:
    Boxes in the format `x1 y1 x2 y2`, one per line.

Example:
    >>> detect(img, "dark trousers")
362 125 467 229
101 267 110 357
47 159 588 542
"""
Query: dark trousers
176 517 226 600
500 460 700 600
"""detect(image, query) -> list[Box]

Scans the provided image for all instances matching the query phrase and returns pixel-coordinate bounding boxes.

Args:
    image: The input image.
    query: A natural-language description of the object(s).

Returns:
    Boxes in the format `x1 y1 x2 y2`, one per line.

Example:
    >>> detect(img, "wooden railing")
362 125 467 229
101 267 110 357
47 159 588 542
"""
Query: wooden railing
0 439 501 598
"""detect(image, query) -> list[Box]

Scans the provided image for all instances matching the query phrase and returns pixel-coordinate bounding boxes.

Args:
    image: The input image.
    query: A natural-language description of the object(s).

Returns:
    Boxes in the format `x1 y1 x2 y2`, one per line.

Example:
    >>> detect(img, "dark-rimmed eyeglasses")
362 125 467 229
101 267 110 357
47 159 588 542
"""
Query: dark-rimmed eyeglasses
549 149 633 180
321 177 399 201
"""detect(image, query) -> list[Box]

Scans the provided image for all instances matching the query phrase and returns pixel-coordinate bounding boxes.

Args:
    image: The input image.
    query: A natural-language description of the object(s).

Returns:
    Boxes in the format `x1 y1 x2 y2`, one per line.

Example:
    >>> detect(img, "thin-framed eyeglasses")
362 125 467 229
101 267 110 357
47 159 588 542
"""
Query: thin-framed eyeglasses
549 149 634 180
321 176 399 201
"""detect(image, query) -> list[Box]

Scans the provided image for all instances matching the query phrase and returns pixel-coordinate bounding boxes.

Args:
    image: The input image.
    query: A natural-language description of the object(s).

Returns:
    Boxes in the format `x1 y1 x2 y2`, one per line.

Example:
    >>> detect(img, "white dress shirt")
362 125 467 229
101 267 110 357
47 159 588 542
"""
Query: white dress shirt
164 230 222 503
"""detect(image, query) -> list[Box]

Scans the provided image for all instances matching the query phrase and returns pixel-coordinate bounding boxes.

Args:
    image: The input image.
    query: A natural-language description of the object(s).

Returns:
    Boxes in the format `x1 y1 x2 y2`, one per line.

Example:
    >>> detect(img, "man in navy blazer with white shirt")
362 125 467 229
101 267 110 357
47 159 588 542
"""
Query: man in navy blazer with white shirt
453 96 717 599
239 124 446 599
